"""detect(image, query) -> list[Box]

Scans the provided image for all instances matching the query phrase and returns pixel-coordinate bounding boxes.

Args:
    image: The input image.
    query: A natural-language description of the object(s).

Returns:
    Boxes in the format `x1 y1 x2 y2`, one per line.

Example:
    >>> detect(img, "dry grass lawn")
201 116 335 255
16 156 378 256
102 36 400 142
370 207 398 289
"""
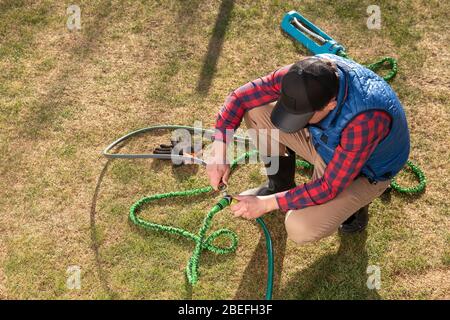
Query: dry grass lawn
0 0 449 299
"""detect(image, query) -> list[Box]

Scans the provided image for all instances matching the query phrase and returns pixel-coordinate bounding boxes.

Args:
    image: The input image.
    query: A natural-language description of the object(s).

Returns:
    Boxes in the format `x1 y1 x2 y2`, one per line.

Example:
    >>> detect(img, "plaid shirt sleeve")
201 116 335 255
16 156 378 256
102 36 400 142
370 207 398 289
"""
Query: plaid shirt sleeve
276 110 392 211
214 65 293 142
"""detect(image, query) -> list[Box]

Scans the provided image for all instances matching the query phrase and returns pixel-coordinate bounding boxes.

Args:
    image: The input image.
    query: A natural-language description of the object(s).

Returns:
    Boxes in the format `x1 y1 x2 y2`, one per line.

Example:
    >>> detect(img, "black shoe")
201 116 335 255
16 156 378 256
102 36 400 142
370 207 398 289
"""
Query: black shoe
339 205 369 234
255 149 297 196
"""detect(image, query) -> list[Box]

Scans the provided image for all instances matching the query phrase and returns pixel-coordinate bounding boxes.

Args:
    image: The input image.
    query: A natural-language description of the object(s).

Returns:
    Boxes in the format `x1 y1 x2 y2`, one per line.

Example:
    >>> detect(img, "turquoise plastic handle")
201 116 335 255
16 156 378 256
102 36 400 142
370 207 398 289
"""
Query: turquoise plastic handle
281 10 345 55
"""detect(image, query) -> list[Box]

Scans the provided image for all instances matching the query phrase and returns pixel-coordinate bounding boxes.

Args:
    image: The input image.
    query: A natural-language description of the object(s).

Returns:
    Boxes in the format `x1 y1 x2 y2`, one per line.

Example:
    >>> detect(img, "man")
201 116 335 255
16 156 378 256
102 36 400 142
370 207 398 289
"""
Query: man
206 54 410 244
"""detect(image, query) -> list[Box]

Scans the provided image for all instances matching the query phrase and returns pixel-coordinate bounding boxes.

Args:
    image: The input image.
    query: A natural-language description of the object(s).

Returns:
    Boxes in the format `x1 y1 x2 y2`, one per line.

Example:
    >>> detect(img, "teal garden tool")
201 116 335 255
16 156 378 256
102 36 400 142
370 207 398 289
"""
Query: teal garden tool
281 10 345 55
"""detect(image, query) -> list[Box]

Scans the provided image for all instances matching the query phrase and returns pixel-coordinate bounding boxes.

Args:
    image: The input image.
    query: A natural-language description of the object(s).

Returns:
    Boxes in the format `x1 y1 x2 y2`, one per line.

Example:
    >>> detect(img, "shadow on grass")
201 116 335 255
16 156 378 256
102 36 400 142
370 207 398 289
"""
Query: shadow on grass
196 0 235 95
234 211 288 299
379 186 426 205
233 218 381 299
90 159 119 299
184 276 193 300
149 158 200 181
0 0 27 15
279 232 381 300
280 32 311 57
171 164 200 180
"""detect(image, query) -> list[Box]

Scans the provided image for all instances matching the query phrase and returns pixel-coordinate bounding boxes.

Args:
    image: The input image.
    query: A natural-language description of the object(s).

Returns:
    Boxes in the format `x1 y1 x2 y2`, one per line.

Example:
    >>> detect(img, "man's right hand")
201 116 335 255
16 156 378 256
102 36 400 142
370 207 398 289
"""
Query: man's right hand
206 140 230 190
206 163 230 190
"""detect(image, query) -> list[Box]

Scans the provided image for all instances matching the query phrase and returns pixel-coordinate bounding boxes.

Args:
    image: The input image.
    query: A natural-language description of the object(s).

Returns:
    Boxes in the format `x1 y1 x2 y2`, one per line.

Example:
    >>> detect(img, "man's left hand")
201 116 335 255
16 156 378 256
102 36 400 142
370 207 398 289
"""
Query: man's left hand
230 195 279 219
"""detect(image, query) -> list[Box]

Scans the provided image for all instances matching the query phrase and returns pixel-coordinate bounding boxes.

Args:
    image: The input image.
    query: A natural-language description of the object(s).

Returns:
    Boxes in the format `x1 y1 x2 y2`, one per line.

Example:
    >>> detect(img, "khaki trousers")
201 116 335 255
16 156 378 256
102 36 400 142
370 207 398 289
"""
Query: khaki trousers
243 102 390 245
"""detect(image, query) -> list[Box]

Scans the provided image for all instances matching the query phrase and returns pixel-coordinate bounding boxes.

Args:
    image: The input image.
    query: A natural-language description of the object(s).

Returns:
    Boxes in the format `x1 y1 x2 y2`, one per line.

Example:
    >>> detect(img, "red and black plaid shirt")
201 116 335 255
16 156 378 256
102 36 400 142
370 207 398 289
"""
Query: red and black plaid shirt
214 65 391 211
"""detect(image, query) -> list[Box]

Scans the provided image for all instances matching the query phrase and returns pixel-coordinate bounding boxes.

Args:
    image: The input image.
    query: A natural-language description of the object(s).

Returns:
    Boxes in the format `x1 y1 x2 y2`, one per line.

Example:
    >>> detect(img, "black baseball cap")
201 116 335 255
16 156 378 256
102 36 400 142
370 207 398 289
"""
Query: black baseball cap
271 57 339 133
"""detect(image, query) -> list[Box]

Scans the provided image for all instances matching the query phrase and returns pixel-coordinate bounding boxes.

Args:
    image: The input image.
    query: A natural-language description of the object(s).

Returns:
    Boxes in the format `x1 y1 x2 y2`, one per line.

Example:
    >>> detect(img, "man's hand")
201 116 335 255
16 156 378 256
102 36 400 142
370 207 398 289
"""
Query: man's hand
206 163 230 190
230 195 279 219
206 140 230 190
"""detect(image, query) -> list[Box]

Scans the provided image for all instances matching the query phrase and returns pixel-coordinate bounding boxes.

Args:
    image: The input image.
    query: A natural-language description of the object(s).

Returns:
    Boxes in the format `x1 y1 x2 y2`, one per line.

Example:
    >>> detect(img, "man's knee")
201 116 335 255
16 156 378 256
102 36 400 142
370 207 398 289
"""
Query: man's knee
243 103 276 129
284 210 333 245
244 110 264 130
244 108 284 158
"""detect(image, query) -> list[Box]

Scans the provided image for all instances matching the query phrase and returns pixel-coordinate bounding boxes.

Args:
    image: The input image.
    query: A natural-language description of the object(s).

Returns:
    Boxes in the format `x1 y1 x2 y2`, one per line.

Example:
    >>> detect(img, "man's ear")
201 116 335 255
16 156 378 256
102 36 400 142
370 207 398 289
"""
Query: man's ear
325 98 338 111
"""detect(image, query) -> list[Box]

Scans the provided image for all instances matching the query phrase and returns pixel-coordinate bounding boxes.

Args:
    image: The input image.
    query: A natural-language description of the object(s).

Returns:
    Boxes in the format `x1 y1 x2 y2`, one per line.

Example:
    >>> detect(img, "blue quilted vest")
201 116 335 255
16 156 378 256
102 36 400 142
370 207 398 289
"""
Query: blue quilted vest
309 54 410 182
